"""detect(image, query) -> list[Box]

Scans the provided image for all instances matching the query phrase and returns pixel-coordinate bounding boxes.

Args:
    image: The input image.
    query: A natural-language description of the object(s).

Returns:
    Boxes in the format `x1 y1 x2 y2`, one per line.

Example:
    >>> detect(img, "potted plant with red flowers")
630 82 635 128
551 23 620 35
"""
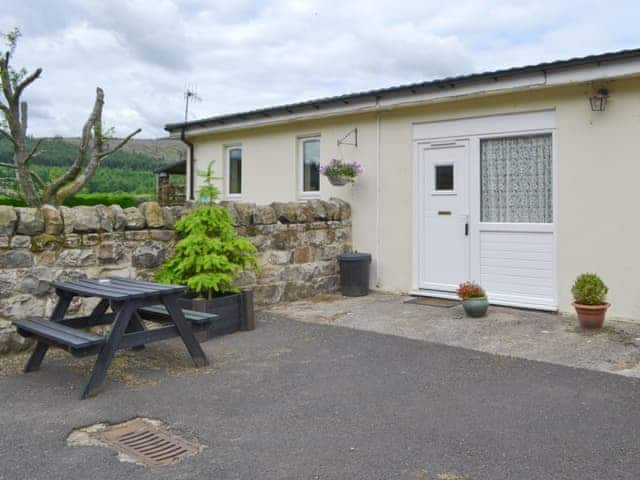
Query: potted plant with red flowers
456 281 489 318
320 159 363 186
571 273 610 328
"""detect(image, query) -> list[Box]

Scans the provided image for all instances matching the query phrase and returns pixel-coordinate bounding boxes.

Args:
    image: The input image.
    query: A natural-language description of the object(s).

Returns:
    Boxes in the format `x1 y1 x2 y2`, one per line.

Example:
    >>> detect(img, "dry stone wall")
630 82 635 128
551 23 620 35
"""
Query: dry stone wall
0 199 351 354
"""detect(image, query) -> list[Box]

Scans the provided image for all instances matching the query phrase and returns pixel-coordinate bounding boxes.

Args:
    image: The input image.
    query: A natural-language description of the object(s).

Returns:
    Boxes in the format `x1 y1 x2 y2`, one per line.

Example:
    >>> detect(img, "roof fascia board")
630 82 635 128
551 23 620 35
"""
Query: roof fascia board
171 57 640 138
174 100 378 138
545 56 640 85
376 71 547 108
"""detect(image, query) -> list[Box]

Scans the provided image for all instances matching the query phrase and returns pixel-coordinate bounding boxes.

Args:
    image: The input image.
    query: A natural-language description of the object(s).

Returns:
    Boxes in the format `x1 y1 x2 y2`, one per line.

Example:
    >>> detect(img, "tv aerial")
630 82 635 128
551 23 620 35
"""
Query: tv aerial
184 86 202 122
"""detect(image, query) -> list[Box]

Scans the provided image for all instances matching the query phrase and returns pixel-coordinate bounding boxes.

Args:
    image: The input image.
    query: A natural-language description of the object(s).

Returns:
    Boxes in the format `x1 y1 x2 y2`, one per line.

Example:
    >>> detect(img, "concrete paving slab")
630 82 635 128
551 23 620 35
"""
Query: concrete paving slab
265 293 640 377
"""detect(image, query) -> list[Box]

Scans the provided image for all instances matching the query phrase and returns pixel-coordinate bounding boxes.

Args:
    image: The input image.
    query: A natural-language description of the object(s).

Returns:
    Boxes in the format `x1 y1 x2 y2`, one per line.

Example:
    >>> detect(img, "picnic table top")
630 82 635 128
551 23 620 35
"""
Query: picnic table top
52 277 186 301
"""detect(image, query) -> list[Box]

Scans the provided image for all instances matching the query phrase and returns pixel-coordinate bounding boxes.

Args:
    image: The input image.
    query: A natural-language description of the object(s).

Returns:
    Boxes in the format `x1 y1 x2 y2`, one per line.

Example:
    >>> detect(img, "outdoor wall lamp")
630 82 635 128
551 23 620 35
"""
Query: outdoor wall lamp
589 88 609 111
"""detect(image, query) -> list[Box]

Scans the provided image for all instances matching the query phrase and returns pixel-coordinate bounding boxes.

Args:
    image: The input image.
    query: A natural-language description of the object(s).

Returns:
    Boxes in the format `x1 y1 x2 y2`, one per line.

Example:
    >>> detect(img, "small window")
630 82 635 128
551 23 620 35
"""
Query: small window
227 147 242 196
300 137 320 195
435 165 454 191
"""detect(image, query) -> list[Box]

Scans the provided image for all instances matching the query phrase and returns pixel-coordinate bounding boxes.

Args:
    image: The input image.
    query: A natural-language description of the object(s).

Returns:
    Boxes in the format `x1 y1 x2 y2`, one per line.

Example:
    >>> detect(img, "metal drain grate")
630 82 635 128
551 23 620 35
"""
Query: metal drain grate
92 418 202 467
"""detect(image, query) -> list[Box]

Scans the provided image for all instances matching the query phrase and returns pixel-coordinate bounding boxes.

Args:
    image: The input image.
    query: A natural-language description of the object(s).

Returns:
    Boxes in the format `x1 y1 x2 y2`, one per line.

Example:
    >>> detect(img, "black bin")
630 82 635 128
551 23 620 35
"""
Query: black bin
338 252 371 297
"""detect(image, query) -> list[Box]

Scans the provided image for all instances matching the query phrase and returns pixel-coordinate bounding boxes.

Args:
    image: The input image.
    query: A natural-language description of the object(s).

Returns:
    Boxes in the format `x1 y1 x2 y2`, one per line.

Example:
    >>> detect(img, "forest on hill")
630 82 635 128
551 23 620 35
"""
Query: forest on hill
0 136 185 195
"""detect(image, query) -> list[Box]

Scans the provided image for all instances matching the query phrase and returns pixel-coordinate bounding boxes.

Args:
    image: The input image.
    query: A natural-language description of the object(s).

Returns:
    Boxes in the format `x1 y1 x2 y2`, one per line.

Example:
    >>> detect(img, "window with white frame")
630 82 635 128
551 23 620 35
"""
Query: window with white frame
299 136 320 195
226 146 242 197
480 134 552 223
434 164 454 191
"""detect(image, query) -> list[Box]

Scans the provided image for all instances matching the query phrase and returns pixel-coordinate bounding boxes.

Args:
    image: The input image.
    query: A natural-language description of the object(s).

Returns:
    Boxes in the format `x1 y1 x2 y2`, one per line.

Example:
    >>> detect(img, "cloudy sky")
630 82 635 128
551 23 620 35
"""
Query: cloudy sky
2 0 639 138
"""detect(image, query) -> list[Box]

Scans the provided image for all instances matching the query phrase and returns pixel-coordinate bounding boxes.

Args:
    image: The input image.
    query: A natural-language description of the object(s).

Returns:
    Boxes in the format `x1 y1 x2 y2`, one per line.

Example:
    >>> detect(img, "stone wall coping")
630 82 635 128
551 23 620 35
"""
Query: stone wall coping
0 199 351 238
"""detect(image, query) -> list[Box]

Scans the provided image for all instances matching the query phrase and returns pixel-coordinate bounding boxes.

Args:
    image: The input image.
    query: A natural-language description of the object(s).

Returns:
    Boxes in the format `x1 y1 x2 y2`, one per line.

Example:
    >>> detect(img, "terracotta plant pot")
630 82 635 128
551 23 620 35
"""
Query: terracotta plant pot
328 176 351 186
462 297 489 318
572 302 610 329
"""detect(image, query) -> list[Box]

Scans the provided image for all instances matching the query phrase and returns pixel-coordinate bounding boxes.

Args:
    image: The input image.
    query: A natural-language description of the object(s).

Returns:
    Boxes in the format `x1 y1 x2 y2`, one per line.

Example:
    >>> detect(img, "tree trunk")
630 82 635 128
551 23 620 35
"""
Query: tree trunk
12 103 40 206
1 36 140 206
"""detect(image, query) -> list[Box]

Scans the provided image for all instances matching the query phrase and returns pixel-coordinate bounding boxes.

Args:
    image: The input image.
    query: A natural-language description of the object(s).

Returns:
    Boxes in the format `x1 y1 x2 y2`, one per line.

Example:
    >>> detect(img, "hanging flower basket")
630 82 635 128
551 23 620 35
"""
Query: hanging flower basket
328 176 351 186
320 159 363 186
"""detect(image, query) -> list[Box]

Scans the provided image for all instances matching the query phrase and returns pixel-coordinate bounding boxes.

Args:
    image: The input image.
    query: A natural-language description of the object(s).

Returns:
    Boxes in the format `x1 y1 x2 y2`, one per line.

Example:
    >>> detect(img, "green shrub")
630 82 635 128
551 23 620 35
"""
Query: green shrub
0 196 26 206
62 193 140 208
155 205 257 298
571 273 608 305
0 192 147 208
195 160 221 205
156 160 257 298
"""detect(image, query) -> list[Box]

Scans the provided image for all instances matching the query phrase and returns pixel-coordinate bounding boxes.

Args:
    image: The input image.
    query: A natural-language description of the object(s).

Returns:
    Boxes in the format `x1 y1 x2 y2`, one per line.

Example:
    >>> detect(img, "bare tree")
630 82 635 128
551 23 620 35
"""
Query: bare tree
0 28 141 206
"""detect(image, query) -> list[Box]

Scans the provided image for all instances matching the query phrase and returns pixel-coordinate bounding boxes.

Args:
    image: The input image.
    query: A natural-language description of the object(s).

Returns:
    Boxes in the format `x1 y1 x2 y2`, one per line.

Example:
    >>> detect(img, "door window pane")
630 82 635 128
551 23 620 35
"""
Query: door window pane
480 134 552 223
228 147 242 195
435 165 454 191
302 138 320 193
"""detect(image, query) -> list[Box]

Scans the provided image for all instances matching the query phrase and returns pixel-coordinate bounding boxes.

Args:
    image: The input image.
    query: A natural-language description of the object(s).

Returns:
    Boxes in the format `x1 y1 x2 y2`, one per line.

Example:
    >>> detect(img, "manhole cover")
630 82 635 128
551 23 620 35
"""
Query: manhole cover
68 418 204 467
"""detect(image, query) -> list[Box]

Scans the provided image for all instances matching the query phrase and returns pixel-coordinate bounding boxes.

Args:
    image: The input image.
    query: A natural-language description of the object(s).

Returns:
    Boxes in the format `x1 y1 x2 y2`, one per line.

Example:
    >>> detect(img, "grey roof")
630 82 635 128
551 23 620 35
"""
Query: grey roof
154 159 186 174
165 47 640 133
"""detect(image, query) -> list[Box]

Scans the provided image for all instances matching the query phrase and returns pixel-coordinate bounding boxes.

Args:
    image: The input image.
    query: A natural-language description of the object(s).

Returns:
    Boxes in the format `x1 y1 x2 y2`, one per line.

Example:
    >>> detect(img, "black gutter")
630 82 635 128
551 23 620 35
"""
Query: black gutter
179 127 195 201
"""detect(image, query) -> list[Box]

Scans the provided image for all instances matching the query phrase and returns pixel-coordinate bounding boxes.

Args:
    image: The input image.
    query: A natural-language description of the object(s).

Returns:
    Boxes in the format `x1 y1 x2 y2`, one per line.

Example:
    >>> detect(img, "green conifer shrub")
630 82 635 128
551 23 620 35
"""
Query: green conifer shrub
156 161 257 298
571 273 608 305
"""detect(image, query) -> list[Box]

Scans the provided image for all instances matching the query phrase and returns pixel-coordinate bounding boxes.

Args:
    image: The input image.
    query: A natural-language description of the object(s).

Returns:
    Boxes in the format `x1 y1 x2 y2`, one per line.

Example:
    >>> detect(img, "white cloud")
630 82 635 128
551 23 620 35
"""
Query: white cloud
1 0 639 138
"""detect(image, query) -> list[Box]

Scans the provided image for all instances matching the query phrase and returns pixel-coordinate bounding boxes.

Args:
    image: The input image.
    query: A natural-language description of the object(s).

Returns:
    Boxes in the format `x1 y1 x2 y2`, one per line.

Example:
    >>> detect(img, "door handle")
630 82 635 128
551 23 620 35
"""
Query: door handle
465 222 469 236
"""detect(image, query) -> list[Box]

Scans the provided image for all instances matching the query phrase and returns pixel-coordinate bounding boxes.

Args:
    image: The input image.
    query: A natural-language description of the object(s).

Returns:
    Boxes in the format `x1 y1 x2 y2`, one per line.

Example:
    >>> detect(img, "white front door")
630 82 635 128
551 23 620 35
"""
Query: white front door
418 140 470 293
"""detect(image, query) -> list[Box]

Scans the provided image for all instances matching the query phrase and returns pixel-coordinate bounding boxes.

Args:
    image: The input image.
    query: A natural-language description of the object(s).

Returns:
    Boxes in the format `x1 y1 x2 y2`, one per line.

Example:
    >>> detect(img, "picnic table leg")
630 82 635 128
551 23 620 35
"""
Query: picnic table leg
126 312 147 351
24 343 49 373
162 295 209 367
88 299 110 322
80 302 136 399
24 293 72 373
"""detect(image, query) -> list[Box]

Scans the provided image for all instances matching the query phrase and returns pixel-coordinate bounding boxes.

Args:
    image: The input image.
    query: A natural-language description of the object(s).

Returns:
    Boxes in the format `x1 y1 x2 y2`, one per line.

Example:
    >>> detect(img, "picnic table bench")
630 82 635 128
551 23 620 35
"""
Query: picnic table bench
13 277 217 399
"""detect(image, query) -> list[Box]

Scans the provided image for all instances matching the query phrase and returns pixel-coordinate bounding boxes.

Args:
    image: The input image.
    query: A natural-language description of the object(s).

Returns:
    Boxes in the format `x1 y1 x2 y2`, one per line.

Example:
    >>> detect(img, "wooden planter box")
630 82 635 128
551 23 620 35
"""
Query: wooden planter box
177 289 254 340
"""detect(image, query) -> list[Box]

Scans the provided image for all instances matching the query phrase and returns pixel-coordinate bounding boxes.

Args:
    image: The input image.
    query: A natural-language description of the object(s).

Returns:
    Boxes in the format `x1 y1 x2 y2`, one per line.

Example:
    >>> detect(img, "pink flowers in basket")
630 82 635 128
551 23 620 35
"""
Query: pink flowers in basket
320 159 363 185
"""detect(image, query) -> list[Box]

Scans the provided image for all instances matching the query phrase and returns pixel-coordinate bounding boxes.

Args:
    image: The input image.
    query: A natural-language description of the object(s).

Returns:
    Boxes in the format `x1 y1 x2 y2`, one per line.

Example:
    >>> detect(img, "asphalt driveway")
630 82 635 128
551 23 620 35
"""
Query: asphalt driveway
1 314 640 479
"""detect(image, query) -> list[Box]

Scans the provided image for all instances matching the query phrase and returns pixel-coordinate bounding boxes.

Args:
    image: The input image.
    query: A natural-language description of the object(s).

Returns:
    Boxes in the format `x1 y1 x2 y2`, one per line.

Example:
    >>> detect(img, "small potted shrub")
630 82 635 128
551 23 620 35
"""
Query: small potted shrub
320 158 363 186
456 281 489 318
156 161 258 335
571 273 610 328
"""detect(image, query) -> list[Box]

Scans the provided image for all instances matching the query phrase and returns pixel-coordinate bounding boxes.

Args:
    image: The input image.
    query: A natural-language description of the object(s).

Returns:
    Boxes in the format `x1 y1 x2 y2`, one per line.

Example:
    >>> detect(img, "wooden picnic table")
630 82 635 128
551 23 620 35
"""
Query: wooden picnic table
13 277 216 399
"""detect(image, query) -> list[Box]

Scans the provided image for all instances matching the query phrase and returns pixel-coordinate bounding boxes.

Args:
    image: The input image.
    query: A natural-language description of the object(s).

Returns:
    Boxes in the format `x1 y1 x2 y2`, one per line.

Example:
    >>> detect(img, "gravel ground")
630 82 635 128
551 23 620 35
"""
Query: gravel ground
265 292 640 377
1 315 640 479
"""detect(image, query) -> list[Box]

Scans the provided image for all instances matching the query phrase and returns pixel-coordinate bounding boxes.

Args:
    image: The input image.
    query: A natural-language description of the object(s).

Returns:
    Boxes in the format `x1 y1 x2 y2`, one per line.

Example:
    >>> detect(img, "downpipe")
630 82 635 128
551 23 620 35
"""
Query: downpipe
180 127 195 201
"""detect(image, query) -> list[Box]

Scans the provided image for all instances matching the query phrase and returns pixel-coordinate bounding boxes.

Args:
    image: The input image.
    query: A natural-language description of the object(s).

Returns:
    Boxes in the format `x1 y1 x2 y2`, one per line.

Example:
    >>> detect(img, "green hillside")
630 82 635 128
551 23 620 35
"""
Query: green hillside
0 136 185 195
